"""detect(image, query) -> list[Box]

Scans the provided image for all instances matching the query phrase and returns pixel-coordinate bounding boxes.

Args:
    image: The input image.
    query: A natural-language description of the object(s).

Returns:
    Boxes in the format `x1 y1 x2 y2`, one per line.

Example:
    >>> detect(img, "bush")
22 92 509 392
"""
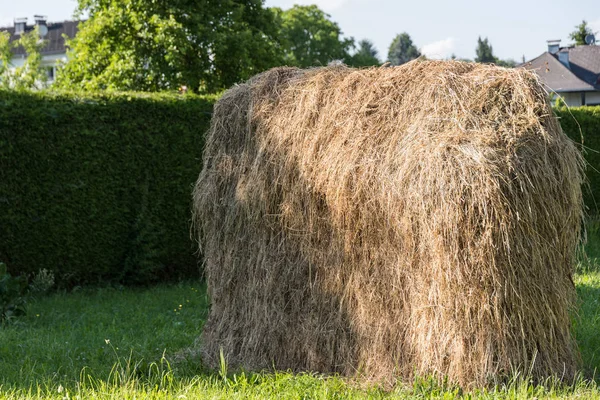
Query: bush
555 106 600 214
0 90 215 287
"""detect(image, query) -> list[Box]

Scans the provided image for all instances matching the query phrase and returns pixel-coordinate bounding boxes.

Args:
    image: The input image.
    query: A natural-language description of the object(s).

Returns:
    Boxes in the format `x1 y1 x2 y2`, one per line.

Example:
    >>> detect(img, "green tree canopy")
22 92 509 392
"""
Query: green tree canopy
473 36 515 67
56 0 283 93
274 5 354 67
0 31 12 85
348 39 380 67
475 36 496 63
495 59 517 68
0 27 47 90
569 20 595 45
387 33 421 66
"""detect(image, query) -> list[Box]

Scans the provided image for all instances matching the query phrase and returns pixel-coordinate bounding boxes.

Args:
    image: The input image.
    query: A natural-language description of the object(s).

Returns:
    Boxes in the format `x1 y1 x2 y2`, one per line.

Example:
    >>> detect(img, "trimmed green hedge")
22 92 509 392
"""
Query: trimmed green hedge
0 91 598 287
0 90 215 287
555 106 600 214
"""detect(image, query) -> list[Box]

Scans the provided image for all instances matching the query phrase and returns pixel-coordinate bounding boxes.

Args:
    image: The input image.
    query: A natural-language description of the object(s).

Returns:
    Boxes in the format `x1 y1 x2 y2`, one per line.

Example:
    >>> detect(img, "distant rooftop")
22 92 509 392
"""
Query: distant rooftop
520 40 600 93
0 19 81 56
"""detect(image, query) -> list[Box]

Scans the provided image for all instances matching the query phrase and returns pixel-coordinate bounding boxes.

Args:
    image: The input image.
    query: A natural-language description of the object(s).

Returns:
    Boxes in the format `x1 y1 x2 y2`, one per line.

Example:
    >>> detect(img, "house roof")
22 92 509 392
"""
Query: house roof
567 45 600 87
520 45 600 93
0 20 80 56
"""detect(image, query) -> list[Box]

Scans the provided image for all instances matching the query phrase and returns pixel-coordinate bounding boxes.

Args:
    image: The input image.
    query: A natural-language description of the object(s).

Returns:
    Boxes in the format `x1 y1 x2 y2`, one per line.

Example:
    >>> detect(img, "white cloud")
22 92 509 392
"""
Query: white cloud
420 37 456 60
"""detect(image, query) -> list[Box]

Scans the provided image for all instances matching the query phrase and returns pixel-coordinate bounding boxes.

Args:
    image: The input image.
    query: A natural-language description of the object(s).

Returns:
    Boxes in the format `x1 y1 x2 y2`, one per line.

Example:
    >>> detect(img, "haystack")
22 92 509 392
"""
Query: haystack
193 60 584 387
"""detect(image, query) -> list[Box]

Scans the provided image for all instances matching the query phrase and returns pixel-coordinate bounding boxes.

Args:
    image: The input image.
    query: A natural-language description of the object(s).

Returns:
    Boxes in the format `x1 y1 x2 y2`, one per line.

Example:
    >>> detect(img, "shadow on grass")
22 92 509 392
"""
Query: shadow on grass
575 280 600 382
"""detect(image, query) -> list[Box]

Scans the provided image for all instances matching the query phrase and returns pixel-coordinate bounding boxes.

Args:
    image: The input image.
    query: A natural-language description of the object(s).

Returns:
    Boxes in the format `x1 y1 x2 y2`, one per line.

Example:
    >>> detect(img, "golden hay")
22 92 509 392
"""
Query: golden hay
192 60 584 387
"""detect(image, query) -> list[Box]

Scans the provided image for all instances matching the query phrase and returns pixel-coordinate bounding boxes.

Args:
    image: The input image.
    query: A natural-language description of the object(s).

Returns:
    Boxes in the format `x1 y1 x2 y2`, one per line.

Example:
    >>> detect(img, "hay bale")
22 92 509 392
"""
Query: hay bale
193 60 584 387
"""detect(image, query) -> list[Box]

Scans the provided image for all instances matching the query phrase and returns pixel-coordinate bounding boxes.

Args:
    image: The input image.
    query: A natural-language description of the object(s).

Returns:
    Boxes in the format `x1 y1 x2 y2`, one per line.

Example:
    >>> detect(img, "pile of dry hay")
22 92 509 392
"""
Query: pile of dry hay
193 60 584 387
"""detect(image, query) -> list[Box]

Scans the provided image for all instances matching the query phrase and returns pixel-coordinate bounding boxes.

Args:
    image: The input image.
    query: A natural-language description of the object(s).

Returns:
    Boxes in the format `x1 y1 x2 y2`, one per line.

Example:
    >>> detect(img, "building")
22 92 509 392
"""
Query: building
0 16 80 84
521 38 600 107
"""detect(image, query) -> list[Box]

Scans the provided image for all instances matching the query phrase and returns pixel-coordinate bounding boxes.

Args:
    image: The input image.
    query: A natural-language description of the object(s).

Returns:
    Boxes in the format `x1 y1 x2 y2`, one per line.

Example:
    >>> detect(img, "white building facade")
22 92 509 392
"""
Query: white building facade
1 16 80 85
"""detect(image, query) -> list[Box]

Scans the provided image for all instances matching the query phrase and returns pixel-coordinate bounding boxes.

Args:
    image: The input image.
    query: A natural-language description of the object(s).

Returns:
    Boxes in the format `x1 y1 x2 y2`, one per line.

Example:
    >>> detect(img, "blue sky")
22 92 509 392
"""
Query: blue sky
1 0 599 62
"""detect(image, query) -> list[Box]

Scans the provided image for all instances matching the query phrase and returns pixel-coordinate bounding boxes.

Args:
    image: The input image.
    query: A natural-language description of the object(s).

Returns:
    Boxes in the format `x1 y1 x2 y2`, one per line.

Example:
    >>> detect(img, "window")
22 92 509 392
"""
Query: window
46 66 55 81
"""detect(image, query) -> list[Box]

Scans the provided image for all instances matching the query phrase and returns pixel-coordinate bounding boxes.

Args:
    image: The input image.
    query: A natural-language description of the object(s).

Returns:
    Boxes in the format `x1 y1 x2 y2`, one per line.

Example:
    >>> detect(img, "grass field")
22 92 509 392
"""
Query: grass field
0 245 599 399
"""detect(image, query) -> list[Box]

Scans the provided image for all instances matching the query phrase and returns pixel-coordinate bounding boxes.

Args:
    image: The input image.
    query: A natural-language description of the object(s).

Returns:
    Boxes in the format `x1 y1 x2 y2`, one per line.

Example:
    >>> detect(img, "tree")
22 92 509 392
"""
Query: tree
473 37 516 67
0 26 47 90
348 39 380 67
56 0 284 93
387 33 420 66
569 20 594 45
474 36 496 63
495 59 517 68
274 5 354 67
0 31 12 85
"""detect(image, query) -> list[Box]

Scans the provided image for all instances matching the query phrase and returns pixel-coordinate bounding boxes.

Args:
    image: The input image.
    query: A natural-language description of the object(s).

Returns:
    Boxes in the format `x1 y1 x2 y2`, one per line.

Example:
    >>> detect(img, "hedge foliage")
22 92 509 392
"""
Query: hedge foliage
555 106 600 214
0 90 215 286
0 90 599 287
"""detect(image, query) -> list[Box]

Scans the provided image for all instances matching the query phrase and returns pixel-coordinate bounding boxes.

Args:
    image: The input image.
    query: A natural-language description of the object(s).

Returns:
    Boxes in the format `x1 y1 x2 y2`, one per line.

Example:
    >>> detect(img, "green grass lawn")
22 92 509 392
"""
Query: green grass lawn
0 264 599 398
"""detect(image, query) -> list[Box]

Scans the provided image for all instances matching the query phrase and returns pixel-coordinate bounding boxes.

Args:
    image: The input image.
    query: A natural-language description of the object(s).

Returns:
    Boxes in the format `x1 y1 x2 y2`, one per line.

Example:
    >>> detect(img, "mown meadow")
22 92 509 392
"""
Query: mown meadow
0 231 598 399
2 94 600 399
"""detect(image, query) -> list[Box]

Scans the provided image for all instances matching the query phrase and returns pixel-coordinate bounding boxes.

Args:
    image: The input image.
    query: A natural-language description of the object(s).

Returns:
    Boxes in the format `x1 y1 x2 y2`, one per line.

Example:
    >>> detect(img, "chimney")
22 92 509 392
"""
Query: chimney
34 15 48 37
14 18 27 35
558 49 570 68
547 39 561 55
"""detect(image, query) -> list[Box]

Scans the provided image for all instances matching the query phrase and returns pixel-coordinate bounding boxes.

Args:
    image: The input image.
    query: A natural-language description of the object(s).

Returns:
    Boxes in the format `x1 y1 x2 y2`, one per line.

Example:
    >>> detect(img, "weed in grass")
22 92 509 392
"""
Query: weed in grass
29 269 55 295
